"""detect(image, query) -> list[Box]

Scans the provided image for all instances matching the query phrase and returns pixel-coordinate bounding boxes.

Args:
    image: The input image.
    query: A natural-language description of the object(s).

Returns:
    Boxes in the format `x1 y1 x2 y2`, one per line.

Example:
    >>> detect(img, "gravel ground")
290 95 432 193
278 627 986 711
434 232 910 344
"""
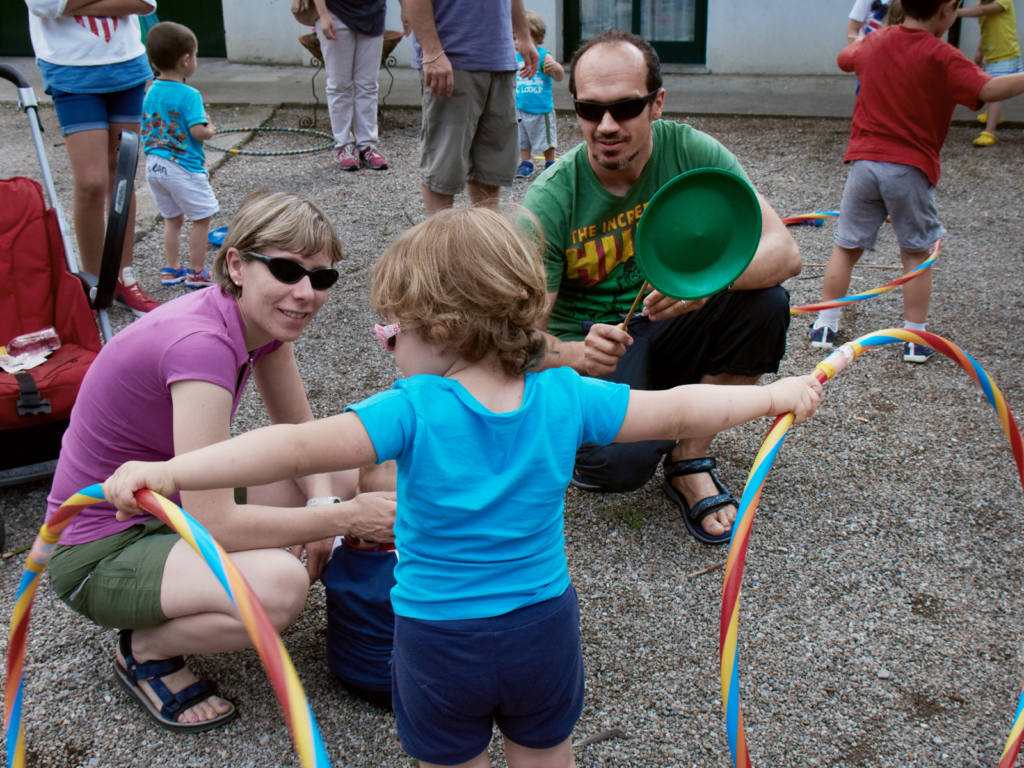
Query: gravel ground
2 101 1024 768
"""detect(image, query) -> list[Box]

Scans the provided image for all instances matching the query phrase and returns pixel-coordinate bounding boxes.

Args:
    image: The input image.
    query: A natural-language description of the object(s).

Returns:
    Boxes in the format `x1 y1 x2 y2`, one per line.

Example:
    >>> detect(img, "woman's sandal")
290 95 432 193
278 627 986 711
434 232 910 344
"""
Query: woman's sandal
661 456 737 546
113 629 237 732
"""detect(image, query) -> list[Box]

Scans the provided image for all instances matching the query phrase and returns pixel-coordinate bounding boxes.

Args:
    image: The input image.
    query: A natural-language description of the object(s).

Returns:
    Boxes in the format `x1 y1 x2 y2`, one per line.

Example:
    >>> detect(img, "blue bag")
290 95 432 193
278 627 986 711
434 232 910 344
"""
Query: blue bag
323 539 397 708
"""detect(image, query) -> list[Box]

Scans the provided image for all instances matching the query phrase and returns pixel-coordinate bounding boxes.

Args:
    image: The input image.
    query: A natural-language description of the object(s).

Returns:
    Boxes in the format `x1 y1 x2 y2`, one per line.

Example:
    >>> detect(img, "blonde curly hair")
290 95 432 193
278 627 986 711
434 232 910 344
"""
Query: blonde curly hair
370 207 549 376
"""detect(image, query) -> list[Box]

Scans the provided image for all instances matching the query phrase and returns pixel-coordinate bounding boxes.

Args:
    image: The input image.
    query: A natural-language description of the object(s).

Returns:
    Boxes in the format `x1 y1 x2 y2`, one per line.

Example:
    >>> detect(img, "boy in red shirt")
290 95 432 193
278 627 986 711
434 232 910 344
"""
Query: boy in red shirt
809 0 1024 361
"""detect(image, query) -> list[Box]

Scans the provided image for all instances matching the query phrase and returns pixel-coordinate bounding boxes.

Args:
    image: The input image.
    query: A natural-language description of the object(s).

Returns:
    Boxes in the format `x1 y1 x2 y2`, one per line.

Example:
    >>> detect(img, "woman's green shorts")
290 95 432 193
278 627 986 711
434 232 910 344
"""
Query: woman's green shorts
48 518 178 628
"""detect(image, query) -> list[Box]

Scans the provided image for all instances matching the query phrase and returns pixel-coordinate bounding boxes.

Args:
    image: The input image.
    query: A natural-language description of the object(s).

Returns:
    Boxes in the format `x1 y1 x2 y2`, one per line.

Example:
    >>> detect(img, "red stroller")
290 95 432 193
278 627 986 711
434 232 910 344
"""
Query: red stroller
0 64 138 544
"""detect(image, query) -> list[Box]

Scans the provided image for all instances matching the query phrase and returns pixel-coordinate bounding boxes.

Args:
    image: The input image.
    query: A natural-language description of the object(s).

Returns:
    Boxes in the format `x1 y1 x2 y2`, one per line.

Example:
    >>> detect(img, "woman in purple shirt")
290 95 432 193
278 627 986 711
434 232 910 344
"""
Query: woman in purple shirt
44 191 395 731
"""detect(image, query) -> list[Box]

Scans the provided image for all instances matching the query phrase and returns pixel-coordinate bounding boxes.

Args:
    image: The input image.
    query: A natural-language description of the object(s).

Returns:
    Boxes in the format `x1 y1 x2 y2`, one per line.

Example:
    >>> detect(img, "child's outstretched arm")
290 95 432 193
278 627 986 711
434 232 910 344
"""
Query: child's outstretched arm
104 412 378 517
958 1 1005 18
542 53 565 82
979 71 1024 103
613 375 822 444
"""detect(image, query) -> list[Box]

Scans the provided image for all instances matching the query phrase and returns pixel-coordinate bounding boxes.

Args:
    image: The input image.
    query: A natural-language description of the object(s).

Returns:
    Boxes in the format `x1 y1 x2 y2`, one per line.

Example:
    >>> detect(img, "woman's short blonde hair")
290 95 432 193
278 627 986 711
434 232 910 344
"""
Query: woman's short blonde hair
371 207 549 376
213 191 342 297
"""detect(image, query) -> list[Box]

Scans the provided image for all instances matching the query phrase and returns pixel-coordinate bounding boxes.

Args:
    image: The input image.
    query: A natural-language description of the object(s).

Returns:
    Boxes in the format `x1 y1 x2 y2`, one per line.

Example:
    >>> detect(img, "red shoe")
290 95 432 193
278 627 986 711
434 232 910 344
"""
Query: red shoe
115 268 160 317
337 145 359 171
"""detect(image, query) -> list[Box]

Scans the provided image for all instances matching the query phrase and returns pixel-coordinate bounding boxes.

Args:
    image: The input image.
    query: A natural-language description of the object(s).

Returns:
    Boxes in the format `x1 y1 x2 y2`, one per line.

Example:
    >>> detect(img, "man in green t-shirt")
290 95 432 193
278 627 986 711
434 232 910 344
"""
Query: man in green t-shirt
523 30 801 546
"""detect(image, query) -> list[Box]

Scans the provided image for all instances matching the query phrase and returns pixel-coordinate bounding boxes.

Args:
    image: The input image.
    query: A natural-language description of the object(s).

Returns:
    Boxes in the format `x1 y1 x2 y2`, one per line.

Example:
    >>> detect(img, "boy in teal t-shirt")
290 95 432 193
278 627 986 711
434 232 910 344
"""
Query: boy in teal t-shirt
514 11 565 179
141 21 219 290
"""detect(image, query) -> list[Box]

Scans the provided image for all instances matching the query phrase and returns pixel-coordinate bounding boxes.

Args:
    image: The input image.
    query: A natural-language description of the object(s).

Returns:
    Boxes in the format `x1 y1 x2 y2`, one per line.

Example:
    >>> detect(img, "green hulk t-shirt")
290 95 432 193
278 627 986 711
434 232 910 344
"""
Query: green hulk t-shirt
523 120 748 340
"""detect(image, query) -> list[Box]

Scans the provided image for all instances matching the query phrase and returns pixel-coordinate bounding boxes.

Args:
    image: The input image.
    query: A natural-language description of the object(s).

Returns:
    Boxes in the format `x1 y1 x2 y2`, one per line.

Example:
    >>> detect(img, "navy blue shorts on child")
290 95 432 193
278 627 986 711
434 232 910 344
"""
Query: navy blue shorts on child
392 585 584 764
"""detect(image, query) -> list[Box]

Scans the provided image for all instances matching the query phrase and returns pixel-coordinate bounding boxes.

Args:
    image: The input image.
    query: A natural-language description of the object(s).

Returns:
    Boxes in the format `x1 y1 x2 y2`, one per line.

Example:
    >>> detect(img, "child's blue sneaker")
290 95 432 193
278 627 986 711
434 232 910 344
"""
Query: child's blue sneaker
161 266 186 287
902 341 935 364
514 160 534 179
185 266 214 290
544 159 556 169
808 324 835 350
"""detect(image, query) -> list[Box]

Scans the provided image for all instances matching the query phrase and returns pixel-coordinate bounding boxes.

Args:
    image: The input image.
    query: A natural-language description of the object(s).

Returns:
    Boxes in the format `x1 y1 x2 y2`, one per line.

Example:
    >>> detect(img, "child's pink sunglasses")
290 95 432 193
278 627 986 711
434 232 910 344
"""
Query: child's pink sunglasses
373 322 401 351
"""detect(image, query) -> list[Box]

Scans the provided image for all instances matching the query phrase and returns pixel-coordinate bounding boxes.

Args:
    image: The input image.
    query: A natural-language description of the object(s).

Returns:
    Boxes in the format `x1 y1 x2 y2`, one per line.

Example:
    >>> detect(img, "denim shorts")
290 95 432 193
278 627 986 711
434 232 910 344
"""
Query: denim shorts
984 56 1023 76
51 82 146 136
835 159 944 253
392 585 584 764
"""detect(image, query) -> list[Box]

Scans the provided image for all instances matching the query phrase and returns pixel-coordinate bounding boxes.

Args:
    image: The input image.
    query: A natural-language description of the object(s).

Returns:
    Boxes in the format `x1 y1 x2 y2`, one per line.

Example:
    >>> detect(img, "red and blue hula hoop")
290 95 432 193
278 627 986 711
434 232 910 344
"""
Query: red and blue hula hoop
790 240 941 315
6 486 331 768
719 329 1024 768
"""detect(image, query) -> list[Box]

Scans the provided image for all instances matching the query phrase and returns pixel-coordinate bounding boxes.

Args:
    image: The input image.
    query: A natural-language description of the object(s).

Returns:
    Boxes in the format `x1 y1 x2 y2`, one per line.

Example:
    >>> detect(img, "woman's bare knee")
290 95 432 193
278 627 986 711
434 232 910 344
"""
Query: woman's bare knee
248 550 309 629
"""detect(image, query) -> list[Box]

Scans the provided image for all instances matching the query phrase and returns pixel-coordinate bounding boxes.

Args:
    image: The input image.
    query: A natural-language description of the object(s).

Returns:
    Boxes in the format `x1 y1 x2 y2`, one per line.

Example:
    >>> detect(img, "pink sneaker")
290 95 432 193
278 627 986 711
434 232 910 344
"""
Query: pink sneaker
337 145 359 171
359 146 388 170
115 274 160 317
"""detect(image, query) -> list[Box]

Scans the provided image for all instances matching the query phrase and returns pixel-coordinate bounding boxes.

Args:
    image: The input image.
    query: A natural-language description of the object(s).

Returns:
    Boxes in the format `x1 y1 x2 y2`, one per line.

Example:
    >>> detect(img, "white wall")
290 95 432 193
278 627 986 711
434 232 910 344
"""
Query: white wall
222 0 302 63
220 1 1015 74
709 0 858 74
221 1 560 67
707 0 1019 74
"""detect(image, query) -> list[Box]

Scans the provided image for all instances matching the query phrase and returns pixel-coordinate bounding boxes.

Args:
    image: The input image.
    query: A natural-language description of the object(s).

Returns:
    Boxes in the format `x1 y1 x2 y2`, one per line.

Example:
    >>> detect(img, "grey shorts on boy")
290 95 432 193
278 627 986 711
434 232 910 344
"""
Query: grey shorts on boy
834 159 945 253
517 110 557 153
145 154 219 221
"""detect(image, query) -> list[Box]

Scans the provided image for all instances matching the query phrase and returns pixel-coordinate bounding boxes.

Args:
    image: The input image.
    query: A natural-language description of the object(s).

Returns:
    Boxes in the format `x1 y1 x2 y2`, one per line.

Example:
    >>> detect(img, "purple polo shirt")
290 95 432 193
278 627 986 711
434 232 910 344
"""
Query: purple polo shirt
46 287 280 544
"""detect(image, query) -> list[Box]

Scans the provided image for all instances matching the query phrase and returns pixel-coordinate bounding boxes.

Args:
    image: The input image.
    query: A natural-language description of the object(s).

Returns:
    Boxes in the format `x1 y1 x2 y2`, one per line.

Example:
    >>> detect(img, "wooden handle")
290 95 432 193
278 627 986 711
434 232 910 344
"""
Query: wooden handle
620 282 649 333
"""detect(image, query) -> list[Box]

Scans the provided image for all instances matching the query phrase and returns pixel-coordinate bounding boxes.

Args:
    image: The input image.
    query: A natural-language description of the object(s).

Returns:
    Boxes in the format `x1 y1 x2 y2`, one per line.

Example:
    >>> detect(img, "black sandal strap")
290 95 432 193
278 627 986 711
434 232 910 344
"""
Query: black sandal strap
663 456 717 478
687 492 738 526
118 629 186 682
156 678 218 722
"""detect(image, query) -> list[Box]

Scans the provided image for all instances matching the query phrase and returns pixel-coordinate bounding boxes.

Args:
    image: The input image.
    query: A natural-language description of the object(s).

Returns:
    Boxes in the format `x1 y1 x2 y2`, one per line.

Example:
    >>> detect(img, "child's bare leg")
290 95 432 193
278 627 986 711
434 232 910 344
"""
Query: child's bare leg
900 245 933 325
419 751 492 768
987 101 1003 133
521 149 532 162
543 148 555 163
188 216 212 272
504 736 575 768
163 214 184 270
820 244 862 301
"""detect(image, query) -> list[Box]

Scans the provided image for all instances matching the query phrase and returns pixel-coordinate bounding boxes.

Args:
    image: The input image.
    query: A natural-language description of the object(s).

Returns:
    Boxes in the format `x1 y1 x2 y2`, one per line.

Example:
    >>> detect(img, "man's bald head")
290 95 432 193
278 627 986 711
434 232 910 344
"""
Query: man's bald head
568 30 662 100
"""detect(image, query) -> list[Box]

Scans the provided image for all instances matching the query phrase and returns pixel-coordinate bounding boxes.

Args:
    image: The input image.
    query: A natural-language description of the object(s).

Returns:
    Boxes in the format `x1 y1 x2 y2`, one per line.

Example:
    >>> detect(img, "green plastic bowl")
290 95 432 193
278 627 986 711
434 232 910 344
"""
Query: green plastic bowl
635 168 762 300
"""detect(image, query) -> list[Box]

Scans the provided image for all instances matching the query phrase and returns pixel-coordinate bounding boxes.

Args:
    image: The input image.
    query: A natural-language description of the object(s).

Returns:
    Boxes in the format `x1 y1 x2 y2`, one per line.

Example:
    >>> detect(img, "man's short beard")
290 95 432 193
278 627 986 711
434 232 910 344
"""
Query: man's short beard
592 149 640 170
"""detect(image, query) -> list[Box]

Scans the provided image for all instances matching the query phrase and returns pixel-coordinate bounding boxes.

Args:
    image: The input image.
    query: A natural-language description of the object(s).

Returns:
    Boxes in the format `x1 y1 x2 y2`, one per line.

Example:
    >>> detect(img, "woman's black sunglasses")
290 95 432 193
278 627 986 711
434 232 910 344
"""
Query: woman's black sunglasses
573 90 659 123
246 251 339 290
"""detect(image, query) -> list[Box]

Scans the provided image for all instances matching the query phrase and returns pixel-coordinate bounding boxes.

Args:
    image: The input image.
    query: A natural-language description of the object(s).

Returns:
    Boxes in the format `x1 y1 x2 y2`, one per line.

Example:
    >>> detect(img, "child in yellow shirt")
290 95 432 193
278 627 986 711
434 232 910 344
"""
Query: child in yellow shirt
958 0 1022 145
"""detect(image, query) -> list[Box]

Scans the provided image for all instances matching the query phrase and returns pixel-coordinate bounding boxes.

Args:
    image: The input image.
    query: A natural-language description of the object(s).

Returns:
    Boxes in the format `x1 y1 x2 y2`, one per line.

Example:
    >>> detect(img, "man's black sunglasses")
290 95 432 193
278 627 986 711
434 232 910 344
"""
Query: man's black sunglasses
246 251 339 290
573 90 659 123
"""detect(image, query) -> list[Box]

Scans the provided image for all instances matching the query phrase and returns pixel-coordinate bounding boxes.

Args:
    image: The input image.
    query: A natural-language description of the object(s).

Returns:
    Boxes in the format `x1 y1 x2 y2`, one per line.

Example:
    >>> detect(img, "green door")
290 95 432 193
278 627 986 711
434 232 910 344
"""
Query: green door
564 0 707 65
0 1 225 57
154 1 226 58
1 0 32 56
